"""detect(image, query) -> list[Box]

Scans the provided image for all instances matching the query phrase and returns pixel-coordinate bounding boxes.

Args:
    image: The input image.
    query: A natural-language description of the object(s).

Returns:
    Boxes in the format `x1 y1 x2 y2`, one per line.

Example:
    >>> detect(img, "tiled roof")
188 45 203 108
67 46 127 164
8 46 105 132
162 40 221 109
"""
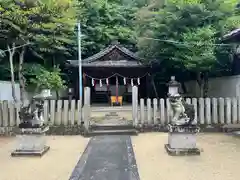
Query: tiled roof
223 28 240 41
67 43 147 68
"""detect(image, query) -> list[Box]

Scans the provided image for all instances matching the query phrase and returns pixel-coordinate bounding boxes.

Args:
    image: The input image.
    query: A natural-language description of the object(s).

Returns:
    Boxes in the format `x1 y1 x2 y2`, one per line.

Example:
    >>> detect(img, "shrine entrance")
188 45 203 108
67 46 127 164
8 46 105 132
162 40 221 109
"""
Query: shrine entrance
66 41 155 104
82 85 139 135
65 42 157 130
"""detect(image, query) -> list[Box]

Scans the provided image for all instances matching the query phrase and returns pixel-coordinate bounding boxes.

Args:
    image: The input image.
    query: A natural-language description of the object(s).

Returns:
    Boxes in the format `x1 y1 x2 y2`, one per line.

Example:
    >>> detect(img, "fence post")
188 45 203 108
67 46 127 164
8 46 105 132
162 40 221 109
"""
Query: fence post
166 98 171 124
186 98 191 104
226 98 231 124
205 98 211 124
63 100 68 125
70 100 76 125
219 98 225 124
147 98 152 124
9 102 15 126
56 100 62 125
153 98 158 125
212 98 218 124
43 100 49 124
232 98 237 124
140 99 145 125
135 86 138 126
159 98 165 125
84 87 91 131
132 86 138 126
77 100 82 125
0 101 3 126
199 98 204 124
2 101 8 127
84 86 91 105
50 100 56 126
238 98 240 124
192 98 197 124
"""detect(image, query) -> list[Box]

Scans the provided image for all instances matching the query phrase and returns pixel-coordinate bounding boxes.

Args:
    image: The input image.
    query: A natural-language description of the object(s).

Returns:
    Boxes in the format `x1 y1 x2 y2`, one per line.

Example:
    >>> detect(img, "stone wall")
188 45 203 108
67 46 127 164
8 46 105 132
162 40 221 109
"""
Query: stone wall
0 125 85 136
185 75 240 98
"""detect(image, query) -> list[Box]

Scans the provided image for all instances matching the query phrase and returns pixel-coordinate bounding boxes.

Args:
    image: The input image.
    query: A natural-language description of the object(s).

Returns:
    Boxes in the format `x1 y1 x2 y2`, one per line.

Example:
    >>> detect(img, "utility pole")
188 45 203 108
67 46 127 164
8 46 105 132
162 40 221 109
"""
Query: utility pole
78 22 83 106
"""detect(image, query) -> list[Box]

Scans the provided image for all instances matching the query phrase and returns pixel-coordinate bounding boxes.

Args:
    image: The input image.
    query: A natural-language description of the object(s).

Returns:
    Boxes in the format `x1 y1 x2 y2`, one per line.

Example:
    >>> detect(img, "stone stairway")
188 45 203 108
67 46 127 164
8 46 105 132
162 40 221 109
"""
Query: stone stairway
86 112 138 136
93 92 109 103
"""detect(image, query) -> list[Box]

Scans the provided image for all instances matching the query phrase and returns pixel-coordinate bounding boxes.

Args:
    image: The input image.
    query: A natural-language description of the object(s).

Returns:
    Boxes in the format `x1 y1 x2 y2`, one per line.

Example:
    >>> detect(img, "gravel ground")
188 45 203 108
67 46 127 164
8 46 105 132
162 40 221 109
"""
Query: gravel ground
132 132 240 180
1 133 240 180
0 136 89 180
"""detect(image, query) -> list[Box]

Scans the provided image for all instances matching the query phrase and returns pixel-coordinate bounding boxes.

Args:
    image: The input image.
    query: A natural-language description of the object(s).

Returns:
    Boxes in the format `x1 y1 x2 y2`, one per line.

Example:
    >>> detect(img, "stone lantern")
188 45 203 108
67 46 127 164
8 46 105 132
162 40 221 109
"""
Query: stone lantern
167 76 180 96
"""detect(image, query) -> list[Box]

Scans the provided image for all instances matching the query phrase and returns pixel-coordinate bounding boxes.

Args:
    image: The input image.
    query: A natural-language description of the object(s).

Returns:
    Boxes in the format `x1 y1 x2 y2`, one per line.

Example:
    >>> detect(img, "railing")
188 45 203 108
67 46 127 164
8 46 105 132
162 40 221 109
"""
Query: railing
136 97 240 125
1 97 240 134
0 100 83 128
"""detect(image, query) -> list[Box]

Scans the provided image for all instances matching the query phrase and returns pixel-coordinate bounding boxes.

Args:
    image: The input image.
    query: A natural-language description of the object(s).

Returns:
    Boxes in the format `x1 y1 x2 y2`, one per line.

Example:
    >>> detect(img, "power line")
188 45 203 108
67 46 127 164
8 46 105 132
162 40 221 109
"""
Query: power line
0 42 32 54
139 37 237 46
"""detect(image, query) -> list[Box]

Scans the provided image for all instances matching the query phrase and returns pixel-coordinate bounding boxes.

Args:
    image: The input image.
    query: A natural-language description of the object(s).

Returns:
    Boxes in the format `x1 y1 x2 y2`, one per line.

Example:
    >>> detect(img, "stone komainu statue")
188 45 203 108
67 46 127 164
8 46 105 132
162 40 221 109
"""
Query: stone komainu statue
169 94 196 126
18 98 45 128
182 100 195 125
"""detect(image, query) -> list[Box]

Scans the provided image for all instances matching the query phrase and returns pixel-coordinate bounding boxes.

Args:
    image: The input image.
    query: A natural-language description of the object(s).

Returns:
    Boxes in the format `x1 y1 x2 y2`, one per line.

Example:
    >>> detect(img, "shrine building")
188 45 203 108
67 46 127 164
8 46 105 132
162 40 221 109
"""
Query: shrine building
65 42 156 105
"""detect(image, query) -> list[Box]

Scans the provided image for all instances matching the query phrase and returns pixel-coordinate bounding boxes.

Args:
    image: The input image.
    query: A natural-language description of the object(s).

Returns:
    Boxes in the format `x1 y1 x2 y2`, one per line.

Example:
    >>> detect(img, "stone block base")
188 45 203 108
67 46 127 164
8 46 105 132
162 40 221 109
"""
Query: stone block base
168 132 197 149
11 146 50 157
165 144 200 156
11 126 49 157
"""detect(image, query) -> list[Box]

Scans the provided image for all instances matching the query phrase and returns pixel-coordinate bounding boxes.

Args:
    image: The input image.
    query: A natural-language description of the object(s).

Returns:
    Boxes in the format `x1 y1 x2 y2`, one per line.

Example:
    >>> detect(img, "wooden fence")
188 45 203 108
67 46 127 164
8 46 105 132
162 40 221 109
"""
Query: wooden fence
136 97 240 126
0 100 84 127
0 97 240 128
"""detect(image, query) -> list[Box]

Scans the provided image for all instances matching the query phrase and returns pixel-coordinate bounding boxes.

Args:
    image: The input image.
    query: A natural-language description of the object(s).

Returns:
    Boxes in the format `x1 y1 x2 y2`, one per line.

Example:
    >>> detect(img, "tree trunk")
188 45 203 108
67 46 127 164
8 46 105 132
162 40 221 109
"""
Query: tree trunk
180 80 187 94
19 47 26 105
7 44 17 103
56 90 59 100
196 72 209 97
203 72 209 98
196 72 204 97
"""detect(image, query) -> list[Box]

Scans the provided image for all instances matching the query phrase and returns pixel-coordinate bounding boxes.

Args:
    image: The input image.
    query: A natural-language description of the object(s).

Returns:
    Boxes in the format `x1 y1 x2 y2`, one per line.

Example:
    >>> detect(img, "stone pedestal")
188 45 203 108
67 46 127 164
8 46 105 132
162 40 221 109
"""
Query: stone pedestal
11 126 50 157
165 124 201 156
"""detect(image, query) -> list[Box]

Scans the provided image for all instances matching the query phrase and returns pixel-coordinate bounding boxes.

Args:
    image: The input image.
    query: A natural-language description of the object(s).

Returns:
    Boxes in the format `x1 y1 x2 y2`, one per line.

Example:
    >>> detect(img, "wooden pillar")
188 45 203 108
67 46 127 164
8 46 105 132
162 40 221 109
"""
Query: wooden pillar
83 87 91 131
132 86 138 126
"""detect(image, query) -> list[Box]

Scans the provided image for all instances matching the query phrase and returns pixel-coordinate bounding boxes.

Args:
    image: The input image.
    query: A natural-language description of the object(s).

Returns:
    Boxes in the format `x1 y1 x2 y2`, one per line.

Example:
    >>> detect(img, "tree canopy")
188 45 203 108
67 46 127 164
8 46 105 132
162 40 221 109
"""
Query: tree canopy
134 0 240 95
76 0 137 58
1 0 240 98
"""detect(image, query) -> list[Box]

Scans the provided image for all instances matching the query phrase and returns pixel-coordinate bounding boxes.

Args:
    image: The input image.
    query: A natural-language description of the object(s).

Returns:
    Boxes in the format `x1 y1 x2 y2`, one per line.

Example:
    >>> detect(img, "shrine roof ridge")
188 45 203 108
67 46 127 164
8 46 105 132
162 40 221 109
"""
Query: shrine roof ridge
82 43 144 63
66 43 152 68
222 28 240 41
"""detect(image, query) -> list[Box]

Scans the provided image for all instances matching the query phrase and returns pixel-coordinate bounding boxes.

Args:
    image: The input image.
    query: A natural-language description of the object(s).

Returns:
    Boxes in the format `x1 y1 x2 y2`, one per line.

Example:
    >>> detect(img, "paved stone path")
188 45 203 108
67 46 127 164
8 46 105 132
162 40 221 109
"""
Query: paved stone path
69 135 140 180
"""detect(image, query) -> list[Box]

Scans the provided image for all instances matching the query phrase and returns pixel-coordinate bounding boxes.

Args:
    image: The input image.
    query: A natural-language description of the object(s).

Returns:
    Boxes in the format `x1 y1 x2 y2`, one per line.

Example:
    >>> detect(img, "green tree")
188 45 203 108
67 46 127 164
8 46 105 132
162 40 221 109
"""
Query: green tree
0 0 77 102
30 66 66 99
77 0 137 57
135 0 240 96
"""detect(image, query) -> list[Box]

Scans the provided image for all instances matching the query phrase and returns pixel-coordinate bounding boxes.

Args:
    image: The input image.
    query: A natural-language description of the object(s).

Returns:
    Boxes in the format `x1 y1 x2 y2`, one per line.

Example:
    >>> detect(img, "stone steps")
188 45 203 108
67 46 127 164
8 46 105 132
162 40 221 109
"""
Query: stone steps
86 129 138 137
91 124 134 131
85 122 138 137
222 124 240 132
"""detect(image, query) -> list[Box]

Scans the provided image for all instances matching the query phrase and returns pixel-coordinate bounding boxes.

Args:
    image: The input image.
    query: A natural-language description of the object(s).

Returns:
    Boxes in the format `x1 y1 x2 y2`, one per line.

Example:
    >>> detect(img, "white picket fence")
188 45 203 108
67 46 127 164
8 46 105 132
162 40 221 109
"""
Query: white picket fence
0 97 240 128
136 97 240 126
0 100 84 127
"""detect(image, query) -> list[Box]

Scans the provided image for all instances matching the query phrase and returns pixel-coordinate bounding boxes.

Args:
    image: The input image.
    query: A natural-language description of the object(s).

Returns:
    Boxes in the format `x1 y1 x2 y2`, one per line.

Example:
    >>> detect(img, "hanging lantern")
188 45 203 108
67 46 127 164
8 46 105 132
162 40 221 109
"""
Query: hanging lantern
137 78 140 85
131 78 134 86
99 79 102 87
123 77 126 85
92 78 95 86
